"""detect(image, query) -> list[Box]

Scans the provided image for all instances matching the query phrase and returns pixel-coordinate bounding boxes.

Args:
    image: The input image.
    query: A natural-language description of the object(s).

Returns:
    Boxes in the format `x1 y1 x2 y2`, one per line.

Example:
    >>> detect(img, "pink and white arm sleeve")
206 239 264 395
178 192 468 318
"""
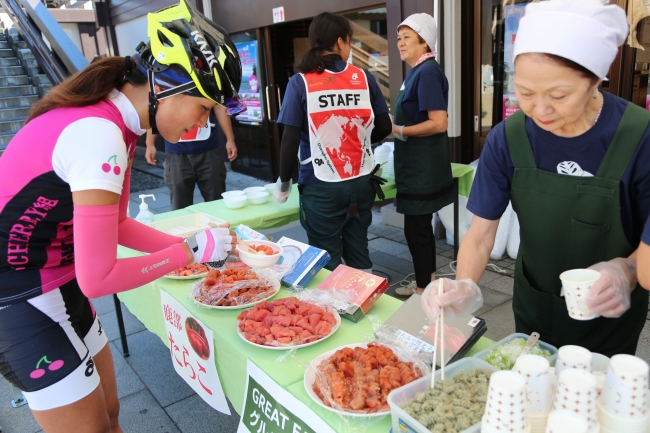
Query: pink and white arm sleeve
74 204 189 298
117 167 184 253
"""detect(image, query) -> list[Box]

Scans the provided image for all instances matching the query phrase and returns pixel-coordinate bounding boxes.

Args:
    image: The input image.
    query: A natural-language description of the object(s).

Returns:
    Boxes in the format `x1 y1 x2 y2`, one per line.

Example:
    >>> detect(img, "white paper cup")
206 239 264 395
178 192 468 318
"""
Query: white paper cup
559 269 601 320
556 345 593 376
483 371 528 432
515 355 556 414
592 353 611 373
553 369 598 430
598 398 650 433
545 410 589 433
601 354 650 419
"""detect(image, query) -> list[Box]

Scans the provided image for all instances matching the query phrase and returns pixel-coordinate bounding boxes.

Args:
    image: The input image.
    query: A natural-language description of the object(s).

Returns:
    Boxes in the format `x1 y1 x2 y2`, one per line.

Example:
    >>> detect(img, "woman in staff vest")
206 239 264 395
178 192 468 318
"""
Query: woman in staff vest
391 13 454 297
422 0 650 357
274 12 392 272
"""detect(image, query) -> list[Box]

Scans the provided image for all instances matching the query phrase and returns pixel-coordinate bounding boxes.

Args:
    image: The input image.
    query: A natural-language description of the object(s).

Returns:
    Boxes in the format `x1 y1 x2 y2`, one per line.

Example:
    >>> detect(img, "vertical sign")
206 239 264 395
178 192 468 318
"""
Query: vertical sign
161 291 230 414
502 3 529 120
237 360 336 433
236 41 263 122
273 6 285 23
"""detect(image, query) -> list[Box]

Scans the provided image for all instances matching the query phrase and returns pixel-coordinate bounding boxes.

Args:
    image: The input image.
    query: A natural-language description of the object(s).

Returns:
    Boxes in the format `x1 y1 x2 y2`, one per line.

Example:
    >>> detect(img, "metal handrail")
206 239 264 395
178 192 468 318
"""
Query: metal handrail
0 0 88 84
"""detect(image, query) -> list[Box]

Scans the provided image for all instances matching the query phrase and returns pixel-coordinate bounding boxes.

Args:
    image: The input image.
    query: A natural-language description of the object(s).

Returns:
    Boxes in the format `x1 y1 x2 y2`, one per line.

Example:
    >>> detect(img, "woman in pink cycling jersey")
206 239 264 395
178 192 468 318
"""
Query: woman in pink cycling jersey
0 1 243 431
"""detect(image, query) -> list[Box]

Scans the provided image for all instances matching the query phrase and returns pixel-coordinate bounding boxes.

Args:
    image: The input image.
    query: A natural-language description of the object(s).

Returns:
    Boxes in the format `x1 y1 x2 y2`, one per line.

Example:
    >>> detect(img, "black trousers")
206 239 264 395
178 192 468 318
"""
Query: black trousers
404 214 437 288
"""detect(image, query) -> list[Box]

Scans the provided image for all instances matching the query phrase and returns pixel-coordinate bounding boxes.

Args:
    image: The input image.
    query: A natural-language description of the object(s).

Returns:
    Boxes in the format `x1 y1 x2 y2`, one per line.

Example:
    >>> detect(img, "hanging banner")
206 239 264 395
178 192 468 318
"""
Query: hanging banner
502 3 529 120
236 41 263 123
237 360 336 433
161 291 230 414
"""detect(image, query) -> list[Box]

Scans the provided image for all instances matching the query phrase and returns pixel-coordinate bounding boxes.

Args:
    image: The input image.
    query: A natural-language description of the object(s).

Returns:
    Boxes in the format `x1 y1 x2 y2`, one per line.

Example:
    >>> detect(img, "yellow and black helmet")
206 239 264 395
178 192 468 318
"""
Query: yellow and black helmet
135 0 244 131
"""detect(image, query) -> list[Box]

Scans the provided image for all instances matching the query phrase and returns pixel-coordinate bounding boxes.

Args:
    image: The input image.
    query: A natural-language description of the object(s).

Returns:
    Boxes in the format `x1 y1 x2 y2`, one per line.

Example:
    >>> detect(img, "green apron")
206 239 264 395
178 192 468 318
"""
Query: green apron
394 59 454 215
507 105 650 357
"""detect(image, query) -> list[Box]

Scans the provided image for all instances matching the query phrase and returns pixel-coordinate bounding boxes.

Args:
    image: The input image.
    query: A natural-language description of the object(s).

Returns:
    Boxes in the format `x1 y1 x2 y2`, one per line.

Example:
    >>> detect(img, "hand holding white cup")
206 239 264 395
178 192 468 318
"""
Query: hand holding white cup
559 269 601 320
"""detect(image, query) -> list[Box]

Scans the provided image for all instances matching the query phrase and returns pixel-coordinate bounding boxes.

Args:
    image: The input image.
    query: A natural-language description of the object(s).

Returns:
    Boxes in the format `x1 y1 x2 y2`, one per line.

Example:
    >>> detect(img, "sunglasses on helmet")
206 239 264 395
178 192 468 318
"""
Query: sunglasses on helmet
225 97 246 116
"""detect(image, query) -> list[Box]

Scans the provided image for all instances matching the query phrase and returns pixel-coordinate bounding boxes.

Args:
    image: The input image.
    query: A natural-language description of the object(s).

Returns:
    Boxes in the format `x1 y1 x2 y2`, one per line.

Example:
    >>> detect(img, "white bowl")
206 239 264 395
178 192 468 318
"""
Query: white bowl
264 183 275 195
223 195 246 209
236 240 283 268
222 191 245 199
243 186 267 195
246 191 269 204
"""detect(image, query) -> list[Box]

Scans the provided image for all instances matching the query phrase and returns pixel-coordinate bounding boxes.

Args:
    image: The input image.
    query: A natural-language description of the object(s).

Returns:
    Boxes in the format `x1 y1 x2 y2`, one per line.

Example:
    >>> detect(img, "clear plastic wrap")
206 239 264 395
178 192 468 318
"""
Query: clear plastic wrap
235 291 342 351
190 268 281 309
304 332 430 423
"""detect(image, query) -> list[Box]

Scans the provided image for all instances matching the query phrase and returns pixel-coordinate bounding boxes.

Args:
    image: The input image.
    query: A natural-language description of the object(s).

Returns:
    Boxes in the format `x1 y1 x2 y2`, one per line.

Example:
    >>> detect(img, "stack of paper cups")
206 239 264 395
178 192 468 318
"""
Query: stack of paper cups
553 368 599 432
515 355 555 433
482 371 530 433
373 143 391 165
556 345 593 376
598 354 650 433
545 410 589 433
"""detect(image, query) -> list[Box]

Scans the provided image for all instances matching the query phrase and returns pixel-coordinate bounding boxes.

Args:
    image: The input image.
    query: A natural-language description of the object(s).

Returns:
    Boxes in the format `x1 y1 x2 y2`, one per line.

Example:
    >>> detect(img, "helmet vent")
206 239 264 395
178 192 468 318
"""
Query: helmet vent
157 30 174 48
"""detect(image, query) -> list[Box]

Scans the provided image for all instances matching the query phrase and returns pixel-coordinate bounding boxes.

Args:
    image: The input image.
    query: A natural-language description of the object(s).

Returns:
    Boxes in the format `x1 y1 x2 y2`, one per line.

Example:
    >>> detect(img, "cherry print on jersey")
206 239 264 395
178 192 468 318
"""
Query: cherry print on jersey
30 355 64 379
101 155 121 175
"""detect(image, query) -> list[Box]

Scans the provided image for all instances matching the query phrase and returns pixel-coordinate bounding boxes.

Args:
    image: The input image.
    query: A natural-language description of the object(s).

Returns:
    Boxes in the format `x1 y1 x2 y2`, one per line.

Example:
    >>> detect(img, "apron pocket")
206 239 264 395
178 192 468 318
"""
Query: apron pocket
568 219 609 269
513 254 555 336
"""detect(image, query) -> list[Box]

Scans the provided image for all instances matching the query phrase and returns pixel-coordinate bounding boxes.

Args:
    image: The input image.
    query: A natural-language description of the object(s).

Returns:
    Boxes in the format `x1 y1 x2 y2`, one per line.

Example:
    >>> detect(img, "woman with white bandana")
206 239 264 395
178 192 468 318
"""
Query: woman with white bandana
420 0 650 356
392 13 455 297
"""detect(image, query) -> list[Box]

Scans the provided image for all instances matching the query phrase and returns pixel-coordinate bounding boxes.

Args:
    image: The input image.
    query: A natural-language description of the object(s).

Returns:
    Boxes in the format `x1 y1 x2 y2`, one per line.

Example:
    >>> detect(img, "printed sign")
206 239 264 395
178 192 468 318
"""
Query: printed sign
237 360 336 433
235 41 263 122
502 3 529 120
161 291 230 414
272 6 285 23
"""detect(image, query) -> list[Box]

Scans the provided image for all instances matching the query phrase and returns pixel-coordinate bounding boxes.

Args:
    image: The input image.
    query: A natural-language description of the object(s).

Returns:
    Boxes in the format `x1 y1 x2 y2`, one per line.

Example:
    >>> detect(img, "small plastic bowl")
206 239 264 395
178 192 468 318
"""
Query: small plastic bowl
223 195 247 209
243 186 267 195
236 240 283 268
264 183 275 195
246 191 269 205
222 191 246 199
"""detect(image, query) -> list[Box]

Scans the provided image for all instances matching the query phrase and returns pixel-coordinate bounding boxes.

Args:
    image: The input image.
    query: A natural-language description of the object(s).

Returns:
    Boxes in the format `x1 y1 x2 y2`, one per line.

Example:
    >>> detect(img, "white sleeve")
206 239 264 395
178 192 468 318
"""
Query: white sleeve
51 117 128 194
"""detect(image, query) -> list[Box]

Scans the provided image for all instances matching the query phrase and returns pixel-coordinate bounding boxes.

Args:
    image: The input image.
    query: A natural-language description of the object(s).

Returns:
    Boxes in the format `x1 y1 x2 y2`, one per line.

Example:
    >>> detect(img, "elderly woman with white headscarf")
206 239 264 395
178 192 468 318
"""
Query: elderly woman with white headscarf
421 0 650 356
392 13 454 297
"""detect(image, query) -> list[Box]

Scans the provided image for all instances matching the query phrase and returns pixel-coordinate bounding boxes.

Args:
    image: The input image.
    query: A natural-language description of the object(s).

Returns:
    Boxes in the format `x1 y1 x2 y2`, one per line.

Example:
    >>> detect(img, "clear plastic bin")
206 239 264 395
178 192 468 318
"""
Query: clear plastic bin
472 332 558 370
147 213 227 238
387 357 497 433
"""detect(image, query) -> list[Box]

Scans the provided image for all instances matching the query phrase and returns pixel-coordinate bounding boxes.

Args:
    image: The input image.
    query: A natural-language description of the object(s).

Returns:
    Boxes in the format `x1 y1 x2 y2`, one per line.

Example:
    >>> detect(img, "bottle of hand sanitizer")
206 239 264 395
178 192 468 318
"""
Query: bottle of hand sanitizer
135 194 156 224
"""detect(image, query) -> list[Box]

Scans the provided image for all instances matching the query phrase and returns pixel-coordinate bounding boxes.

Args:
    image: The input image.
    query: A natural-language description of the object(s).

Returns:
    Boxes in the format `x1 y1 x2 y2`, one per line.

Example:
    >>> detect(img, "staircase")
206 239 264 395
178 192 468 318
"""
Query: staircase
0 25 52 154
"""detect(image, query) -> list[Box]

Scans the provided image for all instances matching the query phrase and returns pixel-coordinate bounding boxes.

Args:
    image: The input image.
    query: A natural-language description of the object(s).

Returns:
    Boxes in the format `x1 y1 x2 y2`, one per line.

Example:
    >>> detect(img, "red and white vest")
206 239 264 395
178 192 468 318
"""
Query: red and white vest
299 64 375 182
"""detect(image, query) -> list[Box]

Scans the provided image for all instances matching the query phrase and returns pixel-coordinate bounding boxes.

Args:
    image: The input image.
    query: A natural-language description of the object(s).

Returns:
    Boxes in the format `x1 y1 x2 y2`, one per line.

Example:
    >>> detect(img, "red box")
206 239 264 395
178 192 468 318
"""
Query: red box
317 265 389 322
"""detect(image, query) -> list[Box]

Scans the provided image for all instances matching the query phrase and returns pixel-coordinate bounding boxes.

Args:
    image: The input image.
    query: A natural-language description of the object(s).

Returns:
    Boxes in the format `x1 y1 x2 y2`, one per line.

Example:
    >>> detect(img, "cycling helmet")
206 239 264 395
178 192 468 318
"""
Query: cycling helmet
135 0 244 133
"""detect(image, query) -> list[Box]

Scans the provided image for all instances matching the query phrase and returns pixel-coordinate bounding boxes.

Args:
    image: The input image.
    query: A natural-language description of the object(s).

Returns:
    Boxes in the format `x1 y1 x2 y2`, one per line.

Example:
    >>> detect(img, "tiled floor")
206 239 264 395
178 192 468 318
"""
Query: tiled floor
3 149 650 432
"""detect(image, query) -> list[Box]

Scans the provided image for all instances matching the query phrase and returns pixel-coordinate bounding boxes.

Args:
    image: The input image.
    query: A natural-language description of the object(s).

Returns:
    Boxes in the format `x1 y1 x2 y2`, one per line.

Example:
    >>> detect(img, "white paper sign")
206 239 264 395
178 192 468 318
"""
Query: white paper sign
237 359 335 433
161 291 230 414
272 6 285 23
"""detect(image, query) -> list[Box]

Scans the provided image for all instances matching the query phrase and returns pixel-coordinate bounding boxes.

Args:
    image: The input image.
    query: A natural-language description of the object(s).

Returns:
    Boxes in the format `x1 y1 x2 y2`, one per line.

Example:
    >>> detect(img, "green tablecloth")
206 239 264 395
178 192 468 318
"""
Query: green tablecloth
380 163 475 200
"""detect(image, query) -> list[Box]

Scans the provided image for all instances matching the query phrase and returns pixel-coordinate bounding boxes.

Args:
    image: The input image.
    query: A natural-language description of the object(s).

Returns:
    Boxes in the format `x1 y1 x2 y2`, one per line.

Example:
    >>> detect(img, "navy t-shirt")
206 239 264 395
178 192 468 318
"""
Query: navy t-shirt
467 91 650 247
399 61 448 124
165 111 220 154
277 60 389 185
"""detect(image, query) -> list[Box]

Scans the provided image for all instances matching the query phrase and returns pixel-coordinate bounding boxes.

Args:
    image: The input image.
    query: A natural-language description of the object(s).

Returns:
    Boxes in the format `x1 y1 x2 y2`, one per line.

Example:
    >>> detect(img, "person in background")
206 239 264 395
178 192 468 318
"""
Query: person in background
422 0 650 357
0 1 241 430
145 104 237 211
391 13 454 297
273 12 392 272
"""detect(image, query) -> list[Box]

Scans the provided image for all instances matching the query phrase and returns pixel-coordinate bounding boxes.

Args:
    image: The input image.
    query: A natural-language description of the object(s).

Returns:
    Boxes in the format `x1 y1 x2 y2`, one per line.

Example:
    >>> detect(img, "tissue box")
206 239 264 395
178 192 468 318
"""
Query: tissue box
317 265 389 322
275 237 330 288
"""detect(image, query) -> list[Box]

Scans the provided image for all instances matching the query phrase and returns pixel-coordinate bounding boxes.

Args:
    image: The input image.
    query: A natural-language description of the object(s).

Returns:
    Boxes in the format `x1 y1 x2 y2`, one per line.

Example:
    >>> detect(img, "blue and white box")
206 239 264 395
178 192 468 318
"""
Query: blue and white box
276 237 330 288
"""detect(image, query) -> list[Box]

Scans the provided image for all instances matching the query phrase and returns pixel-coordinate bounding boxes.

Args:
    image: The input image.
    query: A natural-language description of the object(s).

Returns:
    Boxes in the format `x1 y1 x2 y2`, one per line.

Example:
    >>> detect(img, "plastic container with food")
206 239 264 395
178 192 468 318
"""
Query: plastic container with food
387 358 496 433
236 239 282 268
472 332 558 370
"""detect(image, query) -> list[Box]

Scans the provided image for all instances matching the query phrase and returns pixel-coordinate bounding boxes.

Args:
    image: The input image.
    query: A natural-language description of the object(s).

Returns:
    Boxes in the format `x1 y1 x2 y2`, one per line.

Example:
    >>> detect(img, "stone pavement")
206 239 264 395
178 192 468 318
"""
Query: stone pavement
3 149 650 432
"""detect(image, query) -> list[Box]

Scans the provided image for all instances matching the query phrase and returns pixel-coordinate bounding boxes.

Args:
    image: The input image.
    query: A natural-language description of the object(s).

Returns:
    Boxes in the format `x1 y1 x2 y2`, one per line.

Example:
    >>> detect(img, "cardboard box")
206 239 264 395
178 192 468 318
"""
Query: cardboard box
317 265 389 322
275 237 330 288
380 294 487 367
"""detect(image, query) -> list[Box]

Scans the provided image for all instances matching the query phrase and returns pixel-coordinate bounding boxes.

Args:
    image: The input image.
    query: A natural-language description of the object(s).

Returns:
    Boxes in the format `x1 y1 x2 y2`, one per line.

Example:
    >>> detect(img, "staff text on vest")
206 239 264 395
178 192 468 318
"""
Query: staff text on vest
318 94 361 108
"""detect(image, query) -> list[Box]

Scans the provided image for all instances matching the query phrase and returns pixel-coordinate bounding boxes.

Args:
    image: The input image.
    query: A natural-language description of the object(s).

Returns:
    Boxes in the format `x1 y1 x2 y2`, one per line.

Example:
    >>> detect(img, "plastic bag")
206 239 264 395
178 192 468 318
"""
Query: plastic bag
190 268 280 307
506 209 520 260
491 202 513 260
438 195 474 246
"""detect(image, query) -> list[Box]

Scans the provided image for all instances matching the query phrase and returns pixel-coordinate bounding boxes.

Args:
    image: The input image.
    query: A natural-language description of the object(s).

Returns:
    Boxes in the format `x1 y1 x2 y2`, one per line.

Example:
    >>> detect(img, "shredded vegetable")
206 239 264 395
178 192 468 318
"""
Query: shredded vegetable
483 338 552 370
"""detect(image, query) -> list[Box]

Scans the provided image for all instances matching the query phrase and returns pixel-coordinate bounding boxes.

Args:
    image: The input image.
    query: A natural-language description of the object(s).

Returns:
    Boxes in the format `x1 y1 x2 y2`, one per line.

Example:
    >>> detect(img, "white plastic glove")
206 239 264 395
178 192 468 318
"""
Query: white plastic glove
421 278 484 322
586 258 634 318
185 227 236 264
392 124 406 141
273 177 292 203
